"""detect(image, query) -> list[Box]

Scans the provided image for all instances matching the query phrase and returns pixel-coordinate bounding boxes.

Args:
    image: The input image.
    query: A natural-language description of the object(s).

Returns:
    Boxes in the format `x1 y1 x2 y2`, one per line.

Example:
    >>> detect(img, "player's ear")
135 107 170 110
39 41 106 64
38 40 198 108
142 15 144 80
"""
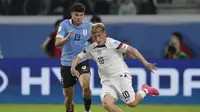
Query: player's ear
104 31 107 36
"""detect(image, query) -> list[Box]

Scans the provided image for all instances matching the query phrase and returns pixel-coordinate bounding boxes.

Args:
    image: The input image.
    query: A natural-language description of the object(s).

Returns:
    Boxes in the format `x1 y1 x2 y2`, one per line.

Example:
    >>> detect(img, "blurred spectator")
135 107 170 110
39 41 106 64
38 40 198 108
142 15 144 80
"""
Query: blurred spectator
0 0 9 15
122 40 136 59
94 0 110 14
41 19 62 58
165 46 177 59
157 0 172 4
118 0 137 15
7 0 24 15
165 46 188 59
49 0 65 15
169 32 192 58
137 0 157 14
90 14 102 23
23 0 51 15
109 0 119 14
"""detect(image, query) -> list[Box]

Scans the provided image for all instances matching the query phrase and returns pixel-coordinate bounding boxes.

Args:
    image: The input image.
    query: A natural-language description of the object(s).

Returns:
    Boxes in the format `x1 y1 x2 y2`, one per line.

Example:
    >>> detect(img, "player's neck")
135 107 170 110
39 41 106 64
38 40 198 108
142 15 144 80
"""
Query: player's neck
97 39 107 46
72 20 82 27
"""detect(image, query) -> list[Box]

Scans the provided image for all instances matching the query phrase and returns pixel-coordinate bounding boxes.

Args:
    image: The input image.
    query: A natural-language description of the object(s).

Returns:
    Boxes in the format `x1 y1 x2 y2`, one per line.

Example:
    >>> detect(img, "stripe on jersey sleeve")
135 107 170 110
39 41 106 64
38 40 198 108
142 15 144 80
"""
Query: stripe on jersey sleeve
116 43 123 49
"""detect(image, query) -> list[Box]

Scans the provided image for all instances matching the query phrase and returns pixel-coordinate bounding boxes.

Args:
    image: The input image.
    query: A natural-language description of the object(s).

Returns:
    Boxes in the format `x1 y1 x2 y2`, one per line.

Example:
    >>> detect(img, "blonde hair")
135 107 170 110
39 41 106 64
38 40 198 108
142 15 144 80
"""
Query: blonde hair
90 23 105 36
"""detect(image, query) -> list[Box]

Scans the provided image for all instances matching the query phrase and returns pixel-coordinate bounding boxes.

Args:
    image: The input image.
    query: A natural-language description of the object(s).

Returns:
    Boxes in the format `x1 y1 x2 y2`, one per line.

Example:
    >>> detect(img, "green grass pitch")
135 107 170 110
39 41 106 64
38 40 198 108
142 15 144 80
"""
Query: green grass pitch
0 104 199 112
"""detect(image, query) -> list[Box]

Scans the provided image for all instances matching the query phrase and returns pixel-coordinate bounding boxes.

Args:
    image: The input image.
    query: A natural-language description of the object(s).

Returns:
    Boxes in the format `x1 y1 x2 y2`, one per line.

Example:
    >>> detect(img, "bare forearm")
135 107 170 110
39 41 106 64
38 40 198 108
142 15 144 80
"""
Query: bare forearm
71 56 81 70
127 47 148 65
55 37 69 47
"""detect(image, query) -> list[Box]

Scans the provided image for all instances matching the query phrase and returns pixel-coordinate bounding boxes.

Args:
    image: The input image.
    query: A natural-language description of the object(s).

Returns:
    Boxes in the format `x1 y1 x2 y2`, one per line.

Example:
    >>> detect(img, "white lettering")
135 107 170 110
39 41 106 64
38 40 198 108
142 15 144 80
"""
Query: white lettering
129 68 147 90
21 67 50 95
183 68 200 96
151 68 179 96
51 67 61 82
0 70 8 93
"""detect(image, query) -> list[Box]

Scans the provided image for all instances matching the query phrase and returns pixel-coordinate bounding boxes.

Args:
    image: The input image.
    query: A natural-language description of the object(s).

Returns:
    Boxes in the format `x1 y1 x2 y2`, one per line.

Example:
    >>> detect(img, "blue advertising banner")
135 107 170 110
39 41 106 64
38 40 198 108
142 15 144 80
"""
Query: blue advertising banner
0 59 200 104
0 23 200 59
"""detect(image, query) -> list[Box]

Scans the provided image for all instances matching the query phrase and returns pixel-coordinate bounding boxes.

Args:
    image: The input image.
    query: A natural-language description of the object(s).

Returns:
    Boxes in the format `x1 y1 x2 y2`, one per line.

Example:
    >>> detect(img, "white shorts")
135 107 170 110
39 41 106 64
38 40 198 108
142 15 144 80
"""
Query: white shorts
100 75 135 104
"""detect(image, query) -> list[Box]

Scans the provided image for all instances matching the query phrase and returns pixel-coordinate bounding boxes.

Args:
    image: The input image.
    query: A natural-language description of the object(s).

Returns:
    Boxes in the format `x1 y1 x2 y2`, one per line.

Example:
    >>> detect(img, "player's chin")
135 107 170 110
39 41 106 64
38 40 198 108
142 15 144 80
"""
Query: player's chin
77 20 82 24
97 43 101 45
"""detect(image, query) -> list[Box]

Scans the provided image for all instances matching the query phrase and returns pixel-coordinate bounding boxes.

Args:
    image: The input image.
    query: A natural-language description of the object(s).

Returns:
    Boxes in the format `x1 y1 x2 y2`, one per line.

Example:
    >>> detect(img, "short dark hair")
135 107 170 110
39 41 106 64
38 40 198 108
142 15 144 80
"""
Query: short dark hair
172 32 183 42
71 3 86 12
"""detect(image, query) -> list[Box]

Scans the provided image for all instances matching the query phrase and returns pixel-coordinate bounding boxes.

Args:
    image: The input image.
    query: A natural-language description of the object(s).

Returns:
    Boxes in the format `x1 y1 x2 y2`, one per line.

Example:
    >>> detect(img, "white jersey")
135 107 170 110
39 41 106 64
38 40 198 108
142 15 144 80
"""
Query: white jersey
78 37 131 82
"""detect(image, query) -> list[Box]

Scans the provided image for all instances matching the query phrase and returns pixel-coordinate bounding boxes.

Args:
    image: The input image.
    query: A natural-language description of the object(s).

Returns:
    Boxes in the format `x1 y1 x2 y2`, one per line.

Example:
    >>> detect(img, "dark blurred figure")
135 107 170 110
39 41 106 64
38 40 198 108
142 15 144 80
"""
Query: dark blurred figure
8 0 24 15
49 0 65 15
0 0 9 15
157 0 172 4
23 0 51 15
165 46 188 59
137 0 157 14
0 0 51 15
94 0 110 14
170 32 192 59
41 19 62 58
164 32 192 59
118 0 136 15
90 14 102 23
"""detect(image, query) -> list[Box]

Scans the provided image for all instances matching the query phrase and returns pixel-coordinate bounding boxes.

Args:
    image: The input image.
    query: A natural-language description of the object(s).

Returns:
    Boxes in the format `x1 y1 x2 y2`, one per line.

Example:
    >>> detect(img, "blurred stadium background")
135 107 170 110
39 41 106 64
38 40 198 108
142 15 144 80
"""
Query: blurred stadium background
0 0 200 112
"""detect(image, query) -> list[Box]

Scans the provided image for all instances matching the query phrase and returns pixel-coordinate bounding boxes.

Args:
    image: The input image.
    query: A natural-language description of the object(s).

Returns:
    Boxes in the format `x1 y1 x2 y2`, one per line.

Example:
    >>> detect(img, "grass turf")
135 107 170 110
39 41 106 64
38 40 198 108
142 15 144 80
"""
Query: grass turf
0 104 199 112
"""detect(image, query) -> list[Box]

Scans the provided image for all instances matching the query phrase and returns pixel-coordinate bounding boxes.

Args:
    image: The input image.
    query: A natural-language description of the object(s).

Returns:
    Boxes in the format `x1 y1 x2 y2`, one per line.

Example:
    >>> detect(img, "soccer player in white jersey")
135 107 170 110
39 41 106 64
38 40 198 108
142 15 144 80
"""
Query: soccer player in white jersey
71 23 159 112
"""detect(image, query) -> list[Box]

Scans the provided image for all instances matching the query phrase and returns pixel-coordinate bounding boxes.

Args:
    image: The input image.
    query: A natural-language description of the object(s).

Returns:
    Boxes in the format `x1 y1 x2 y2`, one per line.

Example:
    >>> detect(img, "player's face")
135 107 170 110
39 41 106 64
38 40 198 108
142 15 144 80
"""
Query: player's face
93 31 106 46
170 36 180 51
71 12 84 25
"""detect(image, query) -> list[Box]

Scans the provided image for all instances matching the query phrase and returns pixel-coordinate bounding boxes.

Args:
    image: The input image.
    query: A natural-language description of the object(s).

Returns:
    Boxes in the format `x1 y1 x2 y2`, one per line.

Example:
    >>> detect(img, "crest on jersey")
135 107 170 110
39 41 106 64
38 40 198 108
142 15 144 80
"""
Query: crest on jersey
82 66 87 70
83 29 87 36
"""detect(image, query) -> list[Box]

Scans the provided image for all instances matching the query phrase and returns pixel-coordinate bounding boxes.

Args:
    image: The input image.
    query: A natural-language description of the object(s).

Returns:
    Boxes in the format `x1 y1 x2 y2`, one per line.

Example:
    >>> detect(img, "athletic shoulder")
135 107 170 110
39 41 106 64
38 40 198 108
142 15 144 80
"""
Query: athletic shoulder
60 19 69 26
83 20 93 27
106 37 123 49
106 37 119 45
107 37 116 43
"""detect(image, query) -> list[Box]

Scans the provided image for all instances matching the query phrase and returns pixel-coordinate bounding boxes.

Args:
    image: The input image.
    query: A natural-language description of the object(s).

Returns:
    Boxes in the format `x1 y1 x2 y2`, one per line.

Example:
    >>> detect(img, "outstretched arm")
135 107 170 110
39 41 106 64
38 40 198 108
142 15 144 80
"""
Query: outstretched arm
126 46 157 72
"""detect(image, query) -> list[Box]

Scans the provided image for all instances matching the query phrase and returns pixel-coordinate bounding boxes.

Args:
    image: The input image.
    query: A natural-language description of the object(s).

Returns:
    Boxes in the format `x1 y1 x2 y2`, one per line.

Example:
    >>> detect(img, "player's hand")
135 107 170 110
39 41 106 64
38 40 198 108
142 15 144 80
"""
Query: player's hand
70 68 80 78
65 30 73 39
144 63 157 73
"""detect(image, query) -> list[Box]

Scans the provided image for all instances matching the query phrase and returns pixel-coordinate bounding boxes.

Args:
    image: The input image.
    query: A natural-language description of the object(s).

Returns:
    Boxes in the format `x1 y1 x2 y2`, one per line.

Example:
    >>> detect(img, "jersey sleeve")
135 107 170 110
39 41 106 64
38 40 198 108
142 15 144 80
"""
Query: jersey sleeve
56 21 68 38
78 49 92 60
110 38 129 52
87 22 93 41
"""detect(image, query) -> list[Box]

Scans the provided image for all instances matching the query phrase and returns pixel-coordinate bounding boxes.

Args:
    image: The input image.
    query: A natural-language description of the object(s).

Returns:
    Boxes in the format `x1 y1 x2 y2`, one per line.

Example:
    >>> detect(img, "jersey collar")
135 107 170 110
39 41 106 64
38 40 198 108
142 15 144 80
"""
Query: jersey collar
69 19 83 28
